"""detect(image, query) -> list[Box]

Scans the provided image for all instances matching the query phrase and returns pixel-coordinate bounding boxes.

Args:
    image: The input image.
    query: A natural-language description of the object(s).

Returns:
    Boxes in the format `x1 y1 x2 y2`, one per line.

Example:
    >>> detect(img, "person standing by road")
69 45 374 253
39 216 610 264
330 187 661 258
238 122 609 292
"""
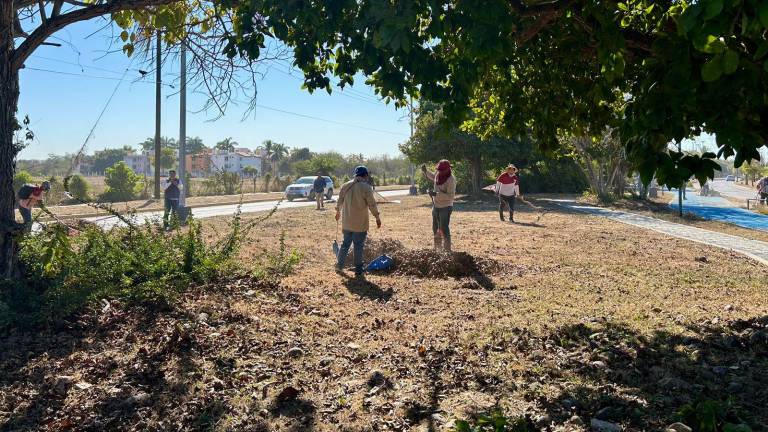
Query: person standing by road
313 173 326 210
335 166 381 276
495 164 520 222
17 181 51 232
163 170 183 228
757 175 768 205
422 159 456 252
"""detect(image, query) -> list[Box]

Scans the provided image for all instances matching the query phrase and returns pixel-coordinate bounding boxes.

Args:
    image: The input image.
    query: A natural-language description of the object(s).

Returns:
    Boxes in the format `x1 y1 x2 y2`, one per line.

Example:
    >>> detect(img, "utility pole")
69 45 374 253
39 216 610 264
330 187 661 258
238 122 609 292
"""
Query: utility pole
154 30 162 199
408 96 418 195
178 40 187 209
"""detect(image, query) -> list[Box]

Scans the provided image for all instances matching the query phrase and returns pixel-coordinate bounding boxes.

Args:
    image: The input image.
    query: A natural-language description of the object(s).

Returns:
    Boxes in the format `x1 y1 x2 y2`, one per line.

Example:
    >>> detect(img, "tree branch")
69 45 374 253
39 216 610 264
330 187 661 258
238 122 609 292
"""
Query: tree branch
12 0 179 71
37 0 47 24
509 0 573 17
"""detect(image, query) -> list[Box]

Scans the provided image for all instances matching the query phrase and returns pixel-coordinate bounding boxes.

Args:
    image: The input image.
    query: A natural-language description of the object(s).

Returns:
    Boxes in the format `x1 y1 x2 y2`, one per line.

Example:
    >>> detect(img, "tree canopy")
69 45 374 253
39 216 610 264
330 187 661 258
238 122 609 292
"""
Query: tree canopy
227 0 768 185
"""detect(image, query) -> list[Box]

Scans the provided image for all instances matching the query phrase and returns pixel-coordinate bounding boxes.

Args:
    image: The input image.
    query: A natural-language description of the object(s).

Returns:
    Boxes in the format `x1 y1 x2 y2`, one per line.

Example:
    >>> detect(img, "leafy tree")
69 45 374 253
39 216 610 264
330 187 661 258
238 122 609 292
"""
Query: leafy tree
186 137 207 155
139 136 177 151
1 0 284 277
230 0 768 186
242 166 259 192
215 137 238 152
401 104 512 196
12 171 34 194
102 161 140 202
92 146 134 175
293 155 340 177
150 147 177 171
67 174 91 201
741 161 767 185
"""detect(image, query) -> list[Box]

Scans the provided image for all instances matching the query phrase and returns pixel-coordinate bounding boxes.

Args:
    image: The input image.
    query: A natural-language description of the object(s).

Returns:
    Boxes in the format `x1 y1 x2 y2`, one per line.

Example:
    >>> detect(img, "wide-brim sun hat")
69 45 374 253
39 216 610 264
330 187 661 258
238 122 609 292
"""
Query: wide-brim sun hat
506 164 518 171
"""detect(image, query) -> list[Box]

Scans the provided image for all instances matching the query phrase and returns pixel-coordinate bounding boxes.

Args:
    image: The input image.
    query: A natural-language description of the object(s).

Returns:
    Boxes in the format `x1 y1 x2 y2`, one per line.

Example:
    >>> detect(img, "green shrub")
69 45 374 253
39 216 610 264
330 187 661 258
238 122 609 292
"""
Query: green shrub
13 170 35 194
253 231 302 280
67 174 91 201
3 206 266 329
101 161 140 202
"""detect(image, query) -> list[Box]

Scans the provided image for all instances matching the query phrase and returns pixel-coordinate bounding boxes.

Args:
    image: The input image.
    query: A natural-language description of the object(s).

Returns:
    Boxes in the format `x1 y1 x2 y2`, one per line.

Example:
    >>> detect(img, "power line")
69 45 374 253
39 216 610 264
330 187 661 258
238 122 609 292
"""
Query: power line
23 66 175 88
29 54 143 77
254 103 407 137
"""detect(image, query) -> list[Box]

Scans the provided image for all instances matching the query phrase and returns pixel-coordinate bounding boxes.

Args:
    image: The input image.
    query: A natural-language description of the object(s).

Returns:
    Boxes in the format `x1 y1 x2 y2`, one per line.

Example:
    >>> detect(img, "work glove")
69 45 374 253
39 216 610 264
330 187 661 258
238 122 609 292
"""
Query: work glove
376 217 382 229
421 164 427 172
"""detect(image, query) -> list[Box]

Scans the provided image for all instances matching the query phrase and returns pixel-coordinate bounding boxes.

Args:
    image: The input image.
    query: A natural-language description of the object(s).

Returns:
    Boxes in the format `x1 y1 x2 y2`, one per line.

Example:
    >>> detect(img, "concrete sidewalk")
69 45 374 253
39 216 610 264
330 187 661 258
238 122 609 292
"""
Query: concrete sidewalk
545 199 768 266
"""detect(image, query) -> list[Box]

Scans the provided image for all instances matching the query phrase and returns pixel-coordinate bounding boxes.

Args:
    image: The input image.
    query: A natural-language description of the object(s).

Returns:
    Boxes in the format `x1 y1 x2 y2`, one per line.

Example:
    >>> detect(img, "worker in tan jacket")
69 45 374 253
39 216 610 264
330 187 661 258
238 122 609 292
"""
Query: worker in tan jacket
422 159 456 251
335 166 381 276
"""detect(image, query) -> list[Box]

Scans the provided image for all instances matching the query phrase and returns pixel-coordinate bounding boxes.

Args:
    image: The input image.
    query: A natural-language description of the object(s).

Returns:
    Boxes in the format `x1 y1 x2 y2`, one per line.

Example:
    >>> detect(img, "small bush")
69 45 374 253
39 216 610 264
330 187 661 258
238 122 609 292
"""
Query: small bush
3 209 253 329
253 231 302 281
13 170 35 194
101 161 140 202
67 174 91 201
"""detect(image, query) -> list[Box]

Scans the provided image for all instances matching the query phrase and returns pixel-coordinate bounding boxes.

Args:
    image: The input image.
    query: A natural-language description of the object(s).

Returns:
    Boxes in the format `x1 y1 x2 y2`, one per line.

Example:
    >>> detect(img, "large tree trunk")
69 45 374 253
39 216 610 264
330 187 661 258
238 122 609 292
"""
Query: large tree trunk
469 153 482 197
1 0 22 278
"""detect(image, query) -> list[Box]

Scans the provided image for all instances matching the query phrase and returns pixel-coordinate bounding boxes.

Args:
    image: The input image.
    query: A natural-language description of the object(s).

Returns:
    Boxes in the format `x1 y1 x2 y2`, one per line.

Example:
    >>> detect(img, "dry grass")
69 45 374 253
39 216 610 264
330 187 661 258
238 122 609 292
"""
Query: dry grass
2 196 767 431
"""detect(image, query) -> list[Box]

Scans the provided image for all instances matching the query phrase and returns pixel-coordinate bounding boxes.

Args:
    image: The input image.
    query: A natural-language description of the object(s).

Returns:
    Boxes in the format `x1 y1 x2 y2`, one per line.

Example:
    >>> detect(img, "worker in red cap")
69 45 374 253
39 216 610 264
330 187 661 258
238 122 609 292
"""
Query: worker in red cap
17 181 51 232
421 159 456 252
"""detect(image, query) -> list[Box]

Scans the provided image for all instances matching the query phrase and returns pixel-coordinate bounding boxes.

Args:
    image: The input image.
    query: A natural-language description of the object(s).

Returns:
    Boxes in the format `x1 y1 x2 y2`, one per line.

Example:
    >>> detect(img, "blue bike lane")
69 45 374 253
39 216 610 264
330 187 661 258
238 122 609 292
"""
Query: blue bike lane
669 189 768 231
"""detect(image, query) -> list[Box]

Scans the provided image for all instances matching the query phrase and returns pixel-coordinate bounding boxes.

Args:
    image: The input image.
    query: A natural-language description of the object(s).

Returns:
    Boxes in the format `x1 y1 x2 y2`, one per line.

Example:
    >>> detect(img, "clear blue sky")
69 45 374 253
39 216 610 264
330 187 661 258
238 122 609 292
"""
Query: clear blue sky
17 20 411 160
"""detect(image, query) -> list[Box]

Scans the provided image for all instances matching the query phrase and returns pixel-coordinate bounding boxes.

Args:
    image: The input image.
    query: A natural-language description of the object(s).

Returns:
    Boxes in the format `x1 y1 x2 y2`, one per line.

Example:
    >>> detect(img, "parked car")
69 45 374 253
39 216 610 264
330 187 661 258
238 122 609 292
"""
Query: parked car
726 175 736 181
284 176 334 201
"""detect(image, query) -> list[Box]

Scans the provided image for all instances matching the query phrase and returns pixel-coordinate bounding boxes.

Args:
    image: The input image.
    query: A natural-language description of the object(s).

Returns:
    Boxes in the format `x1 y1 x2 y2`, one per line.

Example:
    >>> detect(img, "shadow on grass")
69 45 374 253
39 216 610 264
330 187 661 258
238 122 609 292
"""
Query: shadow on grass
526 317 768 429
340 273 393 301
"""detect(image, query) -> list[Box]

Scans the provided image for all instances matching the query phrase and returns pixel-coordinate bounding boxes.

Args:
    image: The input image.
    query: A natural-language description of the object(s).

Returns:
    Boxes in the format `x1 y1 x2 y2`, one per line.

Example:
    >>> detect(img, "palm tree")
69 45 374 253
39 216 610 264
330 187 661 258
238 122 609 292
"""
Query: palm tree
215 137 238 152
269 143 289 178
242 166 259 193
259 139 277 174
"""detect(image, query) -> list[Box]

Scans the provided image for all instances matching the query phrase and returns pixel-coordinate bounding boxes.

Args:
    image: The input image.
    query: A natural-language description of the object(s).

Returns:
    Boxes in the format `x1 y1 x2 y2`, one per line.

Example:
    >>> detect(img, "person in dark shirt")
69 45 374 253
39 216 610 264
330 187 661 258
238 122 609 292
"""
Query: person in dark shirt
313 173 326 210
163 170 182 228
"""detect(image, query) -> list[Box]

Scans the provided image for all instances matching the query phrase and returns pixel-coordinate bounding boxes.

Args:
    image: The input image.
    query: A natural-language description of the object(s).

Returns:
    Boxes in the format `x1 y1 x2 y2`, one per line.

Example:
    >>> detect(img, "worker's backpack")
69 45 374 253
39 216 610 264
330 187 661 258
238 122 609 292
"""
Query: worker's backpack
17 184 36 199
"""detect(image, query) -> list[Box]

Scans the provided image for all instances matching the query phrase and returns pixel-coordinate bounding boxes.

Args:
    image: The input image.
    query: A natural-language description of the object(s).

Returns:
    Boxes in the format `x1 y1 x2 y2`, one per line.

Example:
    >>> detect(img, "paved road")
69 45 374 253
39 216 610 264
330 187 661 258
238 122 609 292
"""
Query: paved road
63 189 410 231
710 179 759 201
546 199 768 266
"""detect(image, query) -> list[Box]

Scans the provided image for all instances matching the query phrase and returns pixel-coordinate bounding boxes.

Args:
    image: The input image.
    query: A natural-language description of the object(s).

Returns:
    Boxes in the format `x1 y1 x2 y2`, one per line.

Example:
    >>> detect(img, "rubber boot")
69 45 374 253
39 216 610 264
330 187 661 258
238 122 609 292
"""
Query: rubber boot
443 236 452 252
434 236 442 251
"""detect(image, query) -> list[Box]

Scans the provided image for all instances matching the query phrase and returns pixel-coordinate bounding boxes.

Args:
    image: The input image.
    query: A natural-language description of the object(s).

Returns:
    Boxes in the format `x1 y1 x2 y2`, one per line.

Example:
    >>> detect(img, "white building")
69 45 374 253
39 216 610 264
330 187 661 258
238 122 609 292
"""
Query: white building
123 151 152 176
210 150 262 175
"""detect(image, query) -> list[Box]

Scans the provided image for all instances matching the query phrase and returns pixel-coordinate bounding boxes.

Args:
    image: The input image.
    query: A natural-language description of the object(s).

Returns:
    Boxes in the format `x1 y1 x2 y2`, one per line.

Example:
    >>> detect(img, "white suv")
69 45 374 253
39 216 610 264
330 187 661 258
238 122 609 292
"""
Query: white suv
284 176 334 201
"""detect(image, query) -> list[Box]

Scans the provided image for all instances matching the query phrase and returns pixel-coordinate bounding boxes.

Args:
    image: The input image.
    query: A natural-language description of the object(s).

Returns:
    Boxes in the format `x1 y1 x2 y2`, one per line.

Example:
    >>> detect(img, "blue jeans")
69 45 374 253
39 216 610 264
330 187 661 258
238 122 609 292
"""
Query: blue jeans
18 206 32 232
336 230 367 274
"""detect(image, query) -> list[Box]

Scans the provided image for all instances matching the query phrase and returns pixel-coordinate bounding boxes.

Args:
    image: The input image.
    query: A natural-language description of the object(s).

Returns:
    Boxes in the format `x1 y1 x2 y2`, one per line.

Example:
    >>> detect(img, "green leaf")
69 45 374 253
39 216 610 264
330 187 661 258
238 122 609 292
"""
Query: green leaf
722 49 739 74
680 4 703 33
759 2 768 28
704 0 723 20
454 420 471 432
701 56 723 81
755 42 768 60
617 3 628 11
698 35 727 54
120 30 129 42
764 58 768 73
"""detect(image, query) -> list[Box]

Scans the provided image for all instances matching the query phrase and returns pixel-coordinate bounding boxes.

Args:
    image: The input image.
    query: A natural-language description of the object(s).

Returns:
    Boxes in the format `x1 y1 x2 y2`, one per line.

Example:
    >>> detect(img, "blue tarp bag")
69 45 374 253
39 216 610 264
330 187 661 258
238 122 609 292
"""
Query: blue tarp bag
365 254 393 272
